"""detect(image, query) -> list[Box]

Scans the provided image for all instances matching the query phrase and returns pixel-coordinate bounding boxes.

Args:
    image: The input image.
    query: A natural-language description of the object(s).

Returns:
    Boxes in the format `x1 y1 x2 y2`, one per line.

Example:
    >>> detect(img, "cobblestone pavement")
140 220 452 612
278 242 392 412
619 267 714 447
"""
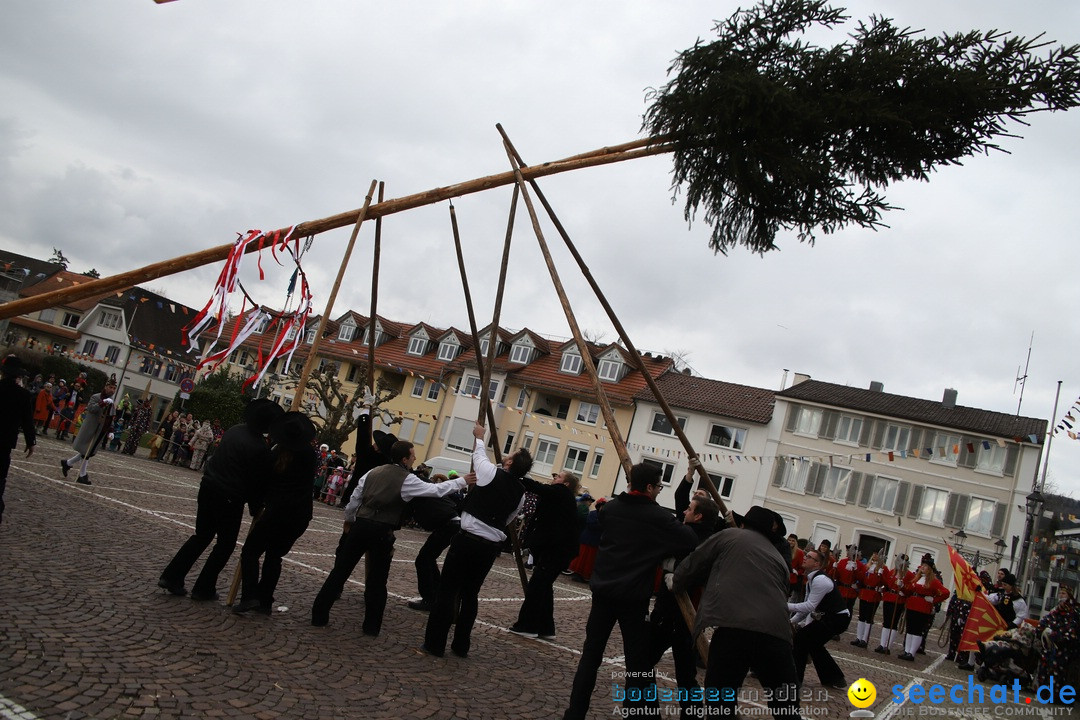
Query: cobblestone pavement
1 438 1072 719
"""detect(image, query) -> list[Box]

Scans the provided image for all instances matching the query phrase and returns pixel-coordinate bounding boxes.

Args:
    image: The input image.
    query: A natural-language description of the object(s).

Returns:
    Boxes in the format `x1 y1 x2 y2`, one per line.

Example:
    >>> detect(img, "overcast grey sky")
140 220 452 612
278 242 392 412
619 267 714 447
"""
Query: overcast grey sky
2 0 1078 496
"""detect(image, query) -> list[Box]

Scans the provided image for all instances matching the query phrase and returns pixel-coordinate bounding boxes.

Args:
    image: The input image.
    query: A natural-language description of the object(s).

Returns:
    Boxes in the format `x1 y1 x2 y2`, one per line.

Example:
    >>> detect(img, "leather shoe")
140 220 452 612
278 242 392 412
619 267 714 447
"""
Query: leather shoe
825 679 848 690
419 644 444 658
957 663 975 671
76 475 91 485
508 625 538 638
311 610 329 627
232 597 263 614
407 599 432 612
873 646 890 655
190 589 219 602
60 459 70 477
898 652 915 661
451 644 469 658
157 576 187 596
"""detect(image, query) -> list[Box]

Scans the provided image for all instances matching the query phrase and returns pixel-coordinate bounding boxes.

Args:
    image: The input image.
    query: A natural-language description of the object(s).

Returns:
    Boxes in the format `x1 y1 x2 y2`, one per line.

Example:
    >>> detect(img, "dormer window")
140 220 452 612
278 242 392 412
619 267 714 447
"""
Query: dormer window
560 352 582 375
408 336 427 356
510 344 532 365
97 310 122 330
438 340 459 361
286 327 298 341
305 328 317 344
362 325 384 347
338 323 356 342
597 357 622 382
478 338 490 358
255 316 270 334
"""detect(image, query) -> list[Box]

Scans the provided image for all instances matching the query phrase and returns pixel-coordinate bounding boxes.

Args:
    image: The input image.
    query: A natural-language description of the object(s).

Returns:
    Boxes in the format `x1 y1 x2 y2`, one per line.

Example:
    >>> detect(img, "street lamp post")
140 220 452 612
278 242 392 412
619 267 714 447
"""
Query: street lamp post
1017 489 1045 596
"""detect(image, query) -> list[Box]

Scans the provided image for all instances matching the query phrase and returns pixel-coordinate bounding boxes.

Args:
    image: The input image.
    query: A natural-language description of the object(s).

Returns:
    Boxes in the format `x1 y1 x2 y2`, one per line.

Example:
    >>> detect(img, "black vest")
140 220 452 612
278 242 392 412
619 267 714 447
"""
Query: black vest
998 592 1021 625
464 468 525 530
810 572 847 616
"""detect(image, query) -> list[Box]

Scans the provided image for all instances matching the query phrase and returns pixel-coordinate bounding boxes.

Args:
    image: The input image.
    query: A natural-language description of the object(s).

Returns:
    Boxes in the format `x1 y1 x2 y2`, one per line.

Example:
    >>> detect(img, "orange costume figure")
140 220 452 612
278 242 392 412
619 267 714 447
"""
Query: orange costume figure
851 552 886 648
874 554 912 655
898 557 949 660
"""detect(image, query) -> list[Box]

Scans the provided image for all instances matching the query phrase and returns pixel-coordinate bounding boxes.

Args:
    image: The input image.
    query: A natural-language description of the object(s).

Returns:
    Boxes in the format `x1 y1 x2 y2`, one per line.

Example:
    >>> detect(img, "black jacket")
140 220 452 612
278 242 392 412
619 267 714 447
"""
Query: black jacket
0 378 35 451
201 423 272 509
520 477 579 565
590 491 698 603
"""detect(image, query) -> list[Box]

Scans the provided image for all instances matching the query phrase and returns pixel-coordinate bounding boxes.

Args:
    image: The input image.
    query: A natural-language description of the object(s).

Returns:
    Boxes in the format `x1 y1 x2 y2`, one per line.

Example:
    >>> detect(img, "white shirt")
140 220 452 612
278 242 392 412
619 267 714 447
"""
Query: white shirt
343 464 467 523
458 438 526 542
788 570 847 628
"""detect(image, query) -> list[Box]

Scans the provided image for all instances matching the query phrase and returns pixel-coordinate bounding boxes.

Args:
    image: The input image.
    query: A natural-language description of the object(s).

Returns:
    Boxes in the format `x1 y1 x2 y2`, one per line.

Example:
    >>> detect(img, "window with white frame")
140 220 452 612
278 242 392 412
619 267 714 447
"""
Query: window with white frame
38 308 56 323
881 424 911 452
931 432 962 465
461 375 483 397
286 327 298 341
81 339 99 356
707 423 746 451
515 388 528 410
239 350 253 368
255 316 269 334
164 365 182 382
564 445 589 474
534 437 559 466
976 442 1007 474
650 412 687 436
411 377 425 398
510 344 531 364
917 487 949 524
966 497 997 535
104 345 120 364
487 379 499 401
811 523 840 550
560 352 582 375
437 341 458 361
478 338 489 358
97 310 122 330
576 402 600 425
522 432 534 451
62 312 80 329
414 421 430 446
426 382 441 401
597 358 622 382
362 326 383 346
642 458 676 485
398 418 415 441
446 417 476 452
868 476 900 513
589 451 603 478
780 461 811 493
501 431 516 456
794 407 823 436
408 336 427 356
305 328 317 344
820 467 851 502
708 473 735 500
338 324 355 341
835 414 863 445
139 357 158 375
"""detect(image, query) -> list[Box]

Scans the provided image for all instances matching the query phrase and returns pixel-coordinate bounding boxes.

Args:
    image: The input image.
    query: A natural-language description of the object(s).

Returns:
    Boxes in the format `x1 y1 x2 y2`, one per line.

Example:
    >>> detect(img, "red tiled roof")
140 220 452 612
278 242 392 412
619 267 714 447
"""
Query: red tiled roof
19 270 130 311
777 379 1046 440
634 371 775 425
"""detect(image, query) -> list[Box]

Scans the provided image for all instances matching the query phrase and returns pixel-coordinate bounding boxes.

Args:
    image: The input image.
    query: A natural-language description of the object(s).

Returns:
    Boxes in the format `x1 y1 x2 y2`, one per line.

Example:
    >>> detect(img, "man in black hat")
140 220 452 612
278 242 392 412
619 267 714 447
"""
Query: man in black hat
0 355 36 524
988 572 1029 629
337 411 394 507
158 398 284 601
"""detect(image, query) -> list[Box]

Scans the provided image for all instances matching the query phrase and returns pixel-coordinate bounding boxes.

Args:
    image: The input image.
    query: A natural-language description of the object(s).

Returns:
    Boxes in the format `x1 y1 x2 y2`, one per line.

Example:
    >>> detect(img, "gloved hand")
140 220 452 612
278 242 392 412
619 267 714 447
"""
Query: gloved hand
661 556 676 573
663 573 674 591
102 397 114 405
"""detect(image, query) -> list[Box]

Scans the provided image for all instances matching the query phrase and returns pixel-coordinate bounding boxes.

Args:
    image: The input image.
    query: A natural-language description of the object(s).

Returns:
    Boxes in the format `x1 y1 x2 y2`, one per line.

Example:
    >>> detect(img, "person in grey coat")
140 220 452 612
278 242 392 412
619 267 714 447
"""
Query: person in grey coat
60 379 116 486
672 505 801 718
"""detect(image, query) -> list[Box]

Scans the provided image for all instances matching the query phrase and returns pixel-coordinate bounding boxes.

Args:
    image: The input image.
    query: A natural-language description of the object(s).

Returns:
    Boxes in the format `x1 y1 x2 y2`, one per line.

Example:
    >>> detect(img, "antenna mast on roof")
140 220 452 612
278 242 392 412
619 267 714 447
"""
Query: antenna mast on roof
1014 331 1034 417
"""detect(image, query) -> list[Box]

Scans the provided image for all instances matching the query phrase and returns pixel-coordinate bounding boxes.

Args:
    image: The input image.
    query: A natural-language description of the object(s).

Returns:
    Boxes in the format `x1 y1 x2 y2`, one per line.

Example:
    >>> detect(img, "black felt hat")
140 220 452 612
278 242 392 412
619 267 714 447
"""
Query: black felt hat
270 411 316 451
244 398 285 433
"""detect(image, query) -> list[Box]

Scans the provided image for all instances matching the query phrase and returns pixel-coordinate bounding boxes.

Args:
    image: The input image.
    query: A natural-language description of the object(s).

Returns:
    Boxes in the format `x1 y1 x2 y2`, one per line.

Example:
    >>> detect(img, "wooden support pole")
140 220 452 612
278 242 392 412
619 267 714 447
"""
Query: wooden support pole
497 125 728 516
367 182 384 400
289 180 378 412
448 198 529 593
499 134 634 480
0 138 673 321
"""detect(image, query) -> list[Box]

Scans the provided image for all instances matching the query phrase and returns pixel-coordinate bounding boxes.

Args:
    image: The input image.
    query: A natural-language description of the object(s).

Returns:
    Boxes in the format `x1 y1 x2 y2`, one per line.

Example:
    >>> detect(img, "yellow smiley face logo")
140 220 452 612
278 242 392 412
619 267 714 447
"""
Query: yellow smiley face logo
847 678 876 708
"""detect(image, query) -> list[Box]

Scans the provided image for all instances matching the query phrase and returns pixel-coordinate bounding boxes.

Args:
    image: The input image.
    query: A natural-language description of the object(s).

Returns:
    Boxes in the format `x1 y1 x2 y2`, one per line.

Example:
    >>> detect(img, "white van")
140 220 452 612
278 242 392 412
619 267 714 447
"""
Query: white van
422 455 471 479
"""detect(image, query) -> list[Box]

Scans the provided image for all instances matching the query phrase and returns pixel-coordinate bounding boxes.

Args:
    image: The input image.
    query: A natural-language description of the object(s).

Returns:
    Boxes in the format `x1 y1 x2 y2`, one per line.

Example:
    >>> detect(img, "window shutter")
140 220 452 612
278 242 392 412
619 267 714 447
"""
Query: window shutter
991 503 1007 537
847 472 862 504
821 412 839 440
771 461 785 487
808 464 827 496
907 485 923 519
785 404 800 432
858 476 874 507
1003 444 1019 476
894 481 910 515
859 419 873 447
958 436 977 469
871 422 885 450
952 495 970 530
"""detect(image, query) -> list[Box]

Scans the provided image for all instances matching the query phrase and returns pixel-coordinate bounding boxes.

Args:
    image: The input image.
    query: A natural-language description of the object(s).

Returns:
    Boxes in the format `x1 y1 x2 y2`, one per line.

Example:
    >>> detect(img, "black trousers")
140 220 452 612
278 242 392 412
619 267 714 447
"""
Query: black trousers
415 521 459 604
239 512 310 607
706 627 801 718
311 518 395 634
160 483 244 596
648 589 701 716
563 593 656 720
424 531 501 656
513 547 568 636
0 447 10 524
792 612 851 686
881 600 903 629
858 599 879 623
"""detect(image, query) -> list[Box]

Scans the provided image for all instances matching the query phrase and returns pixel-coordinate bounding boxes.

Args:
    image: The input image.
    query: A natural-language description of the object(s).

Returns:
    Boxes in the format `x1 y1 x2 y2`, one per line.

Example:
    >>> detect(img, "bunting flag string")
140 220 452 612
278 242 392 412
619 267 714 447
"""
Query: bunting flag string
1052 395 1080 440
